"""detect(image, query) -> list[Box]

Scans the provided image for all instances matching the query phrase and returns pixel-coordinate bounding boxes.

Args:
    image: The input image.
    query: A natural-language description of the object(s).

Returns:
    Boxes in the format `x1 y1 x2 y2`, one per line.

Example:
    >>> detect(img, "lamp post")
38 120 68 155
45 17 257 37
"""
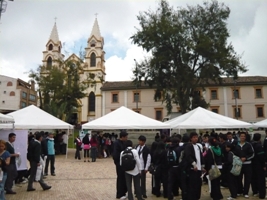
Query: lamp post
134 59 138 110
234 79 238 119
0 0 13 21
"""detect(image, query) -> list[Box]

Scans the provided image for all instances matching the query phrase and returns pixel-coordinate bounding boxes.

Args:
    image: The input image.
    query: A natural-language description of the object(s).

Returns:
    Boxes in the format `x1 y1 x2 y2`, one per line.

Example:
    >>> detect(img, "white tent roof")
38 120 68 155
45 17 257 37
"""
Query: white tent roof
0 113 14 123
7 105 73 129
254 119 267 128
82 106 170 130
165 107 252 129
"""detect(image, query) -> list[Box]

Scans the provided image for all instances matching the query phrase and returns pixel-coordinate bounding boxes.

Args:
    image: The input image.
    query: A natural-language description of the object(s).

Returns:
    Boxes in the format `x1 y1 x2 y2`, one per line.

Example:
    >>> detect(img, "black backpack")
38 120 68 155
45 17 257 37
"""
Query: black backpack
167 149 177 166
121 148 136 171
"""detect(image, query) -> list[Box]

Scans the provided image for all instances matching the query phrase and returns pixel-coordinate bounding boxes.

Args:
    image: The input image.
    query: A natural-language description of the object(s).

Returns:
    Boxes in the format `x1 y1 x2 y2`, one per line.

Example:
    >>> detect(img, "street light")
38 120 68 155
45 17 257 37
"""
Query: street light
134 59 139 111
0 0 13 21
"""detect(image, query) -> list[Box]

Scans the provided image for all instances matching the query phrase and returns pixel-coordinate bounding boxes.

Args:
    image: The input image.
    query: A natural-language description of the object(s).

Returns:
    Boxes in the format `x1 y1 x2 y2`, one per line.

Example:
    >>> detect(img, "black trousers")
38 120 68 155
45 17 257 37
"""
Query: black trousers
125 173 142 200
251 165 266 198
187 170 202 200
237 164 252 195
75 146 81 159
210 171 223 200
44 155 55 174
140 170 147 196
115 163 127 198
228 170 238 198
180 169 189 200
27 161 48 190
154 168 168 197
168 166 179 200
220 164 228 187
83 149 90 158
5 163 17 191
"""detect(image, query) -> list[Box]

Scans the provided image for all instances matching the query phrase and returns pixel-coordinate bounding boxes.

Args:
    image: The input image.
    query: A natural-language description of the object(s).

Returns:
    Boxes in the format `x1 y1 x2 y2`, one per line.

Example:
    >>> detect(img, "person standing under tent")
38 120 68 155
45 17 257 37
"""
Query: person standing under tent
5 133 19 195
82 133 91 162
44 133 56 176
74 136 82 160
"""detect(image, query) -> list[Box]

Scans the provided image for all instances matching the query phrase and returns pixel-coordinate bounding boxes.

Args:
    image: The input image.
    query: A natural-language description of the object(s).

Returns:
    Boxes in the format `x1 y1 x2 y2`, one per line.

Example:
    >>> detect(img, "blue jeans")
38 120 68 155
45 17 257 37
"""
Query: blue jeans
0 173 7 200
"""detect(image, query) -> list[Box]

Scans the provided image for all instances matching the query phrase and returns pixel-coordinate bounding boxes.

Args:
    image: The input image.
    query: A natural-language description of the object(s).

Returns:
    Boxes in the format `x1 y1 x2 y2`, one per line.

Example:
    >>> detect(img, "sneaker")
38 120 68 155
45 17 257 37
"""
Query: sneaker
51 173 56 176
237 194 241 197
120 196 127 200
253 193 259 197
244 195 249 198
227 197 235 200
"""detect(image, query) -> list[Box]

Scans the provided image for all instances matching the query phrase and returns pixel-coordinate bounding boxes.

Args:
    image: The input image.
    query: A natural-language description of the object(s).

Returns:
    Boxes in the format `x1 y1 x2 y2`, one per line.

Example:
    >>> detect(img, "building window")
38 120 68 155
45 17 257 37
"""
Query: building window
29 94 36 101
88 92 95 112
255 88 263 98
233 106 242 119
256 105 264 118
112 93 119 103
232 88 240 99
47 56 52 67
155 109 163 121
10 91 15 96
7 81 12 86
22 92 27 99
154 90 163 101
48 44 53 51
133 91 140 102
21 102 27 108
210 106 219 114
210 89 218 100
90 53 96 67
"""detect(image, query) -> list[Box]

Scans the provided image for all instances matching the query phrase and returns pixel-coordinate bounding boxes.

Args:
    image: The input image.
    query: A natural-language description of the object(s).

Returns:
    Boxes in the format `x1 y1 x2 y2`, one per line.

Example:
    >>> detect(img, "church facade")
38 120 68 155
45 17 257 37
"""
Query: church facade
42 19 267 124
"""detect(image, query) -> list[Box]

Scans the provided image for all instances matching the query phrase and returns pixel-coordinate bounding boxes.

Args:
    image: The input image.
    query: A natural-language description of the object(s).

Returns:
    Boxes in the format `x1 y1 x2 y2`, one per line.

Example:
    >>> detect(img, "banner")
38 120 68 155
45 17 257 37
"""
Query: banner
0 130 28 170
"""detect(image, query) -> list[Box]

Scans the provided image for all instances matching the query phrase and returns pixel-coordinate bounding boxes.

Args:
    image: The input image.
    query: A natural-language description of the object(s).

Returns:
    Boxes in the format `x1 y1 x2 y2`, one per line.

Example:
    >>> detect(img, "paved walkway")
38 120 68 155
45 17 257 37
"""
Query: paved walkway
6 149 262 200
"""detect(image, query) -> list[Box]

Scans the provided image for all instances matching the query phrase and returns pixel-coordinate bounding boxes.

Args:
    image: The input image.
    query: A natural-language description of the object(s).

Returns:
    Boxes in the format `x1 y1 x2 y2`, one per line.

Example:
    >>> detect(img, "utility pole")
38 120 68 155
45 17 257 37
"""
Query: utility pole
134 59 138 111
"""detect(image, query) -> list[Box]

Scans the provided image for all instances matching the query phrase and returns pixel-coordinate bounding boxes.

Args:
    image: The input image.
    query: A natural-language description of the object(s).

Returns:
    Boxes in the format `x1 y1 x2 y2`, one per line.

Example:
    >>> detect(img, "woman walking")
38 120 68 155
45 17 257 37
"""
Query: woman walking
82 134 91 162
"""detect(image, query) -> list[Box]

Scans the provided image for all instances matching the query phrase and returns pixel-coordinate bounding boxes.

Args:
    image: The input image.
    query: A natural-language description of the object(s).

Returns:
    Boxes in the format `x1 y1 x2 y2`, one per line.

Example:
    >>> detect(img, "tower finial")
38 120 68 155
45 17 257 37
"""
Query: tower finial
95 13 98 18
54 17 57 23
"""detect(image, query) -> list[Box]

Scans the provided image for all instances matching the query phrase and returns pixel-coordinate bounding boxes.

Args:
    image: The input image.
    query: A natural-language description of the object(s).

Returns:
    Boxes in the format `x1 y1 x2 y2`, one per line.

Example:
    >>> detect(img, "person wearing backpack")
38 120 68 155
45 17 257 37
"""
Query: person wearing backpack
205 137 223 200
113 131 128 200
120 140 143 200
224 142 241 200
235 132 254 198
184 132 205 200
251 133 266 199
135 135 151 199
167 137 180 200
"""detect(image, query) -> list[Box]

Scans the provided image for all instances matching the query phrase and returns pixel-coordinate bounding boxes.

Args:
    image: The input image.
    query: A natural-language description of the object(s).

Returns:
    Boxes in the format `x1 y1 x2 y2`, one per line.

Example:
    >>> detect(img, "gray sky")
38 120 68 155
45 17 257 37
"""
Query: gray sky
0 0 266 82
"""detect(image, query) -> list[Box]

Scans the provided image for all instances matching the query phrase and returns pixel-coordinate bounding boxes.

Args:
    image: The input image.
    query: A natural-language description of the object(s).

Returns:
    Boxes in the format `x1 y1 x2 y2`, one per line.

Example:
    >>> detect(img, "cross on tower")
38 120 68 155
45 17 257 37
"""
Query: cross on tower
54 17 57 23
95 13 98 18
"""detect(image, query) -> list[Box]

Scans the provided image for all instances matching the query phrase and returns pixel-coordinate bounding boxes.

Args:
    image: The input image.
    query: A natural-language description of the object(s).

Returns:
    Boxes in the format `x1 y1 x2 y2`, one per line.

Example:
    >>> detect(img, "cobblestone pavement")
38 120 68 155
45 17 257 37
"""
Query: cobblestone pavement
6 149 262 200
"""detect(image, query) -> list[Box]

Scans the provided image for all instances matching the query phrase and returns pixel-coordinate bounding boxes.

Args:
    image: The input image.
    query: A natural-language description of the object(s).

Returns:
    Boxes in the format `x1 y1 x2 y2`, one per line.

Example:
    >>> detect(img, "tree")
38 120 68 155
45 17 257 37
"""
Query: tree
28 59 101 123
131 0 247 113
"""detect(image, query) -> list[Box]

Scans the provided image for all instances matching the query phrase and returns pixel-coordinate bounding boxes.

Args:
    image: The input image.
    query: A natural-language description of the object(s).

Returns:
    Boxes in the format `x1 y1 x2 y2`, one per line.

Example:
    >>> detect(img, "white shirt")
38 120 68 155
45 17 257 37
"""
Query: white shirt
120 147 141 176
193 144 201 171
136 145 151 171
62 134 68 144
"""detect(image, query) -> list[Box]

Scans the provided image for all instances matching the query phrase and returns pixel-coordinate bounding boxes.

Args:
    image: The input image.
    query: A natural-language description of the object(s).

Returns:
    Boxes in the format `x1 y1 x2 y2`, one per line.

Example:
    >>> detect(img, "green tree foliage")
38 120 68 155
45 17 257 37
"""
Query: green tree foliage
29 60 99 123
131 0 247 113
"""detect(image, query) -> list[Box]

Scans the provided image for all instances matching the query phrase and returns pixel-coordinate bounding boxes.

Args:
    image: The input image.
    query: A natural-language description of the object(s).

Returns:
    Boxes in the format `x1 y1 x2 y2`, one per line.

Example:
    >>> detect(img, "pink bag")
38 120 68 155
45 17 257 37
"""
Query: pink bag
83 144 91 150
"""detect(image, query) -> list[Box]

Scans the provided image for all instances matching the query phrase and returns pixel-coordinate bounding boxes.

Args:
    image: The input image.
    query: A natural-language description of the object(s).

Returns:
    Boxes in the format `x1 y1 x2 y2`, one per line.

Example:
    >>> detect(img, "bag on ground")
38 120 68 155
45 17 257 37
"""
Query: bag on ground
230 153 242 176
121 149 136 171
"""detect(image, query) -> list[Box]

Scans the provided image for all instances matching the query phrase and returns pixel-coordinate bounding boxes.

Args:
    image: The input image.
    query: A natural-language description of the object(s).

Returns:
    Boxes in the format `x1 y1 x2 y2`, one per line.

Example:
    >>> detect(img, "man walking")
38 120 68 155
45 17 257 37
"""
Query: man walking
27 132 51 191
136 135 151 199
5 133 19 194
113 131 128 199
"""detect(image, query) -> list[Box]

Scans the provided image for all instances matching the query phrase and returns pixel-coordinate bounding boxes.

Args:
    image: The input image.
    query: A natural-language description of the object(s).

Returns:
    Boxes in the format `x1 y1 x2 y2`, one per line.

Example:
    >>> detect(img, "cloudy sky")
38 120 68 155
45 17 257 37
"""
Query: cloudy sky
0 0 266 82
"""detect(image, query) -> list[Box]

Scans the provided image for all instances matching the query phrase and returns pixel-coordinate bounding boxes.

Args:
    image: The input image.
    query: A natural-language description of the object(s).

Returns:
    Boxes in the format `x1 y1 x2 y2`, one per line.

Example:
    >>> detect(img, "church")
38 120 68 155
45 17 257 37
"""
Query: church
41 19 267 124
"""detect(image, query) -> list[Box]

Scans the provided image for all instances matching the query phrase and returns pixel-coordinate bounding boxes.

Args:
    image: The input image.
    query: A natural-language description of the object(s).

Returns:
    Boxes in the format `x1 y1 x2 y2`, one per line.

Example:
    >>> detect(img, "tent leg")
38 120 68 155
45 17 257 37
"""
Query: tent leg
65 129 69 159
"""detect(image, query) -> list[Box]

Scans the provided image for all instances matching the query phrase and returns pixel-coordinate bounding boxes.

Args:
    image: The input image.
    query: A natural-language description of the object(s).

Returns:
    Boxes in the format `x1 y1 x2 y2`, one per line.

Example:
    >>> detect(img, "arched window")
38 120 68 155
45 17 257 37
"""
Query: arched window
48 44 53 51
88 92 95 112
10 91 15 96
47 57 52 67
90 53 96 67
7 81 12 86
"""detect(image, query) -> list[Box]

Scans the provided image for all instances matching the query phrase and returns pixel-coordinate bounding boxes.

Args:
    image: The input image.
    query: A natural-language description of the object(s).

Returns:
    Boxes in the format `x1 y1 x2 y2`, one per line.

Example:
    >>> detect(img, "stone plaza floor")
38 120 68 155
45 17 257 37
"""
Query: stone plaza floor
6 149 264 200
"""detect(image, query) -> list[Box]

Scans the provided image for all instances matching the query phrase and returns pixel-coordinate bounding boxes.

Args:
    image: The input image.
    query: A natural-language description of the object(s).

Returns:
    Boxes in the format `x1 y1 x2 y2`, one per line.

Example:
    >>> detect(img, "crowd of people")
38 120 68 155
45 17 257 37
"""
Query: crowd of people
112 130 267 200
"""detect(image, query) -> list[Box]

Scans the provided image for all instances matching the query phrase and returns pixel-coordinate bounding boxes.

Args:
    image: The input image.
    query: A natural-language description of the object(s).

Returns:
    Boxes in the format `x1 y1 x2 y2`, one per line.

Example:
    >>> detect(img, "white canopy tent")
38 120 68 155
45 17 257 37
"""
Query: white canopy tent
82 106 170 130
8 105 73 129
254 119 267 128
165 107 252 129
7 105 73 158
0 113 14 129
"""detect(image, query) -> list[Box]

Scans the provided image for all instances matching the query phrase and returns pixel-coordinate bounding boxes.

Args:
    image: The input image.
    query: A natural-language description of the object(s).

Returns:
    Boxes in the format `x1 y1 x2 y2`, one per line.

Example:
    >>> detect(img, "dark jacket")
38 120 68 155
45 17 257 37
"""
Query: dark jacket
153 149 168 170
236 142 254 164
184 143 204 170
167 143 179 167
112 139 125 165
41 137 48 156
251 141 265 168
177 142 190 170
6 142 15 165
27 140 41 163
205 147 223 172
